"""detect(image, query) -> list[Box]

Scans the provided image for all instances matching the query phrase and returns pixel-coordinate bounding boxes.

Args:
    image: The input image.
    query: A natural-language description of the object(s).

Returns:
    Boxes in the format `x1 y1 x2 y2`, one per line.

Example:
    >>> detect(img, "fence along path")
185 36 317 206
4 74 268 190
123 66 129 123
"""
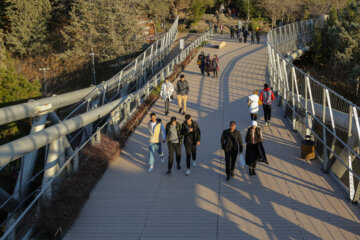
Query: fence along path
65 35 360 240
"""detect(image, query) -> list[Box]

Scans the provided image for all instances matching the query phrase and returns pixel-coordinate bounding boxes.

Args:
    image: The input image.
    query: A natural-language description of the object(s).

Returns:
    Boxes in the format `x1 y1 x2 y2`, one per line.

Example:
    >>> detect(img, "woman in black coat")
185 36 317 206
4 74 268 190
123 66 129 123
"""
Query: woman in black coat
245 121 268 175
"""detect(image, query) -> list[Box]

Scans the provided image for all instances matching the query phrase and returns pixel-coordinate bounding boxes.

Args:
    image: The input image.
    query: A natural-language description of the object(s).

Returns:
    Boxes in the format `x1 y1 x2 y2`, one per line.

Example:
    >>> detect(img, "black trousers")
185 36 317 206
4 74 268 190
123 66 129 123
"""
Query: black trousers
185 144 196 169
165 99 170 113
168 142 181 170
225 151 238 177
250 113 258 121
249 161 257 170
231 33 234 38
263 104 272 122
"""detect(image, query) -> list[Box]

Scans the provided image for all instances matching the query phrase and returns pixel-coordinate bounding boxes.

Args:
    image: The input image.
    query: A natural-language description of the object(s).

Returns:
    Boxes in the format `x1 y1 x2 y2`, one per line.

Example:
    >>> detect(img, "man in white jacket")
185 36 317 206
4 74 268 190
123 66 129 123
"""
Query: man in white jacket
160 77 175 116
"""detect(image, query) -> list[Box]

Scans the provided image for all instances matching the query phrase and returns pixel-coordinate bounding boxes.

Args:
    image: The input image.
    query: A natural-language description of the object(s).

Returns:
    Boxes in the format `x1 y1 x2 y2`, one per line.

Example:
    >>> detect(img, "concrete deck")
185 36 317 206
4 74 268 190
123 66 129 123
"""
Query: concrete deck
65 35 360 240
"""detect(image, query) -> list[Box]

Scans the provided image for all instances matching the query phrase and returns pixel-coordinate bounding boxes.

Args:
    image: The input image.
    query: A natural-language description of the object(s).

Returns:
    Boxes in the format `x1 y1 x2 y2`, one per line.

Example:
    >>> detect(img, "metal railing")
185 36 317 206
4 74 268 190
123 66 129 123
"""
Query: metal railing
0 17 179 126
0 27 212 239
267 18 360 204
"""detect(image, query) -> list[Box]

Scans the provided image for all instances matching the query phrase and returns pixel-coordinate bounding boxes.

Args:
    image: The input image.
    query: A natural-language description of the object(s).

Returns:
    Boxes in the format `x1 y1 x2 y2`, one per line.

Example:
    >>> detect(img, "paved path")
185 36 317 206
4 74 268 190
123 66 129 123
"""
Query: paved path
65 36 360 240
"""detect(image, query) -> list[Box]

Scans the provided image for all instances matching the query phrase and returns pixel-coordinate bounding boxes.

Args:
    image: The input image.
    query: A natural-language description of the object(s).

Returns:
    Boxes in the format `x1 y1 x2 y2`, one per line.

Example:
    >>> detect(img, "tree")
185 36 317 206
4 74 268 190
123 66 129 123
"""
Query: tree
190 0 214 23
4 0 51 56
61 0 144 62
0 67 41 104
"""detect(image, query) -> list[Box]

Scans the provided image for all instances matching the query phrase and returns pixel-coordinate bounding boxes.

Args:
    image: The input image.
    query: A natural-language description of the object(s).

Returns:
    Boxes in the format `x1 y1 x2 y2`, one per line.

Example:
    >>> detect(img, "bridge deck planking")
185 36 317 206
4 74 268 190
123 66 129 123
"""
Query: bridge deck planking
65 36 360 240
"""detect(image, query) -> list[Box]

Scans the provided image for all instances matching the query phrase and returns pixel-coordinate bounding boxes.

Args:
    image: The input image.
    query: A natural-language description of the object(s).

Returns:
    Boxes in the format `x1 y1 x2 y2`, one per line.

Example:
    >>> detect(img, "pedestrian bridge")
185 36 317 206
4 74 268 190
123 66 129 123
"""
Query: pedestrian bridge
65 36 360 239
1 18 360 240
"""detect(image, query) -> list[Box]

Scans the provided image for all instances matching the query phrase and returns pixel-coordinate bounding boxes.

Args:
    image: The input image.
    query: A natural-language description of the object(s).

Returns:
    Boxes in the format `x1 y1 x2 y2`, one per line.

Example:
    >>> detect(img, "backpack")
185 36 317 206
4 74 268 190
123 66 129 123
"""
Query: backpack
262 90 273 105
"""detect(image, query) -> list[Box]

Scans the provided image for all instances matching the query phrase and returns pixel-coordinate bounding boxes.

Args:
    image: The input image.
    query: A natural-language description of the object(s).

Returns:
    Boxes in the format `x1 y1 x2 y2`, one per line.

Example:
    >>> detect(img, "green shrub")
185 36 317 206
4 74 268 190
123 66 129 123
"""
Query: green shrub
0 67 42 104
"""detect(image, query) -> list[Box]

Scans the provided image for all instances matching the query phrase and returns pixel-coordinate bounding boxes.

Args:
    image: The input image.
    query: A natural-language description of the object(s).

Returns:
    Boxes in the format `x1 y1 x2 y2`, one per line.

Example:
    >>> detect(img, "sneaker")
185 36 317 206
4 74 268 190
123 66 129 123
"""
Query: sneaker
160 156 165 163
179 107 182 113
268 122 271 126
166 170 172 175
192 160 197 167
148 165 154 172
185 169 191 175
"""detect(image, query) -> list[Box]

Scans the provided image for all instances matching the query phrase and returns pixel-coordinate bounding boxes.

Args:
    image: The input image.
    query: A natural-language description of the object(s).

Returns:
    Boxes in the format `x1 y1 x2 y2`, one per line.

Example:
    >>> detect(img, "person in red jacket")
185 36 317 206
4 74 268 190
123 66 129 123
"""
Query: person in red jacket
259 83 275 126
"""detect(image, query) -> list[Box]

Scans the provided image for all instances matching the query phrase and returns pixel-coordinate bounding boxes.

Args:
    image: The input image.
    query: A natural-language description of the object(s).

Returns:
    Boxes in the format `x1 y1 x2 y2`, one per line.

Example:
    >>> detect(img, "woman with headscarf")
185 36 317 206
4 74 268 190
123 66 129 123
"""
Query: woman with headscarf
245 121 268 175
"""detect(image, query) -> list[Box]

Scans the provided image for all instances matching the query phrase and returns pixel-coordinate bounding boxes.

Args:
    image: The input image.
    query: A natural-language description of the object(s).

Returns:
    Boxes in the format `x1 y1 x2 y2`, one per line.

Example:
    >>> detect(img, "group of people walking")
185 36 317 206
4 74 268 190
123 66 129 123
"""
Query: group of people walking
197 52 220 77
147 111 201 176
154 67 275 180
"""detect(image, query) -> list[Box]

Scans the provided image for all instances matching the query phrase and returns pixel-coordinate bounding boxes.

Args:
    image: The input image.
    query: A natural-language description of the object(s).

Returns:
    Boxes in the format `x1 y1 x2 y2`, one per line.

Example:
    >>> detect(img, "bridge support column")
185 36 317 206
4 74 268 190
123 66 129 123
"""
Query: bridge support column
41 138 61 202
14 113 48 202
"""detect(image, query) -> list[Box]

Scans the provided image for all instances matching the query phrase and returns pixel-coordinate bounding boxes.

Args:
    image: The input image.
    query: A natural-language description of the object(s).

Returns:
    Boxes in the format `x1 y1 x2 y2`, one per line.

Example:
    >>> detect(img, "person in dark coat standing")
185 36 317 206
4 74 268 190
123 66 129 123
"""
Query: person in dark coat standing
197 52 205 75
212 55 219 78
251 31 255 44
243 29 249 43
181 114 201 176
166 117 183 174
230 25 235 39
204 54 212 77
245 121 268 176
221 121 243 181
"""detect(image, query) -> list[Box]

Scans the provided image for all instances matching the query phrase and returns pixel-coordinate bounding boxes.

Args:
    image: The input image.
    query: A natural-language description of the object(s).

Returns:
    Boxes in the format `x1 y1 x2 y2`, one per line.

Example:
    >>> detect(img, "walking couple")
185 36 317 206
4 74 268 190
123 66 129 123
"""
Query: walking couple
147 112 201 176
221 121 268 180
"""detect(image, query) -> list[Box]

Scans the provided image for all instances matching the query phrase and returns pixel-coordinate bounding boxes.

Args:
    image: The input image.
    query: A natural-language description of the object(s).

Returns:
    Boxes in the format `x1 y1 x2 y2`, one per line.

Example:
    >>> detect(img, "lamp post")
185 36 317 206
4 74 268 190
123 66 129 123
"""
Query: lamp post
39 68 50 82
39 67 50 94
89 52 96 85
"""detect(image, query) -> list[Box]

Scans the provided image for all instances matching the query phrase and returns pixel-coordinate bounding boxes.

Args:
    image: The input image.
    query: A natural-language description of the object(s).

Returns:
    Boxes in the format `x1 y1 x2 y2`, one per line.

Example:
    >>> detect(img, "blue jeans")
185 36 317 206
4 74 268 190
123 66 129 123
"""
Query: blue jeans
149 143 163 166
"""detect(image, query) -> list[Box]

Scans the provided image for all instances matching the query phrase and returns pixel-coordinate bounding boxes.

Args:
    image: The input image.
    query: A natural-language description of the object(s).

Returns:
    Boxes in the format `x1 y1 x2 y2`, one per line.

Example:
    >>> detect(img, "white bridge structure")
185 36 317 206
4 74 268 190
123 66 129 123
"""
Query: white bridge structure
0 16 359 239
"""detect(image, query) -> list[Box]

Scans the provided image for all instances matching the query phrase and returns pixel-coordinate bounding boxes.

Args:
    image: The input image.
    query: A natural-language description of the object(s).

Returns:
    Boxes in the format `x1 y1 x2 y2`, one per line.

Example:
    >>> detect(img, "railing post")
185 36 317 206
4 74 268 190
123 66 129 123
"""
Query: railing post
305 75 309 136
73 147 79 172
291 67 296 131
347 106 355 202
322 88 328 171
352 106 360 203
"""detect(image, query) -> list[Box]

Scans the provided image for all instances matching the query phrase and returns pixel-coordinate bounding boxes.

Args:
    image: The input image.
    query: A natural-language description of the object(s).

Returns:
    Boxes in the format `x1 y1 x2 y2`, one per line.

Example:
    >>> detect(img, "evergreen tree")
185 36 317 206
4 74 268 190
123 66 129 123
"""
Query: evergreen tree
62 0 144 62
5 0 51 56
190 0 214 23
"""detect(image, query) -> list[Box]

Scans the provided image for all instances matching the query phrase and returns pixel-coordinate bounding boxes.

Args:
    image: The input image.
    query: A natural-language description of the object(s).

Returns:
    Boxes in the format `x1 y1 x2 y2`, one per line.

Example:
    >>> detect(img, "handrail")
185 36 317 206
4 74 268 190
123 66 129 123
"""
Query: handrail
0 29 212 239
0 17 179 126
267 18 360 203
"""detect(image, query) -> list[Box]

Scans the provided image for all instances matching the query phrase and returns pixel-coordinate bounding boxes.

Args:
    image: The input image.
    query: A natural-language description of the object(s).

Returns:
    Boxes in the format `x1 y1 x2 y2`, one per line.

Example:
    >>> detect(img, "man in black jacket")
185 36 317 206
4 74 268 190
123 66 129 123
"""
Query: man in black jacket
165 117 183 174
221 121 243 181
181 114 201 176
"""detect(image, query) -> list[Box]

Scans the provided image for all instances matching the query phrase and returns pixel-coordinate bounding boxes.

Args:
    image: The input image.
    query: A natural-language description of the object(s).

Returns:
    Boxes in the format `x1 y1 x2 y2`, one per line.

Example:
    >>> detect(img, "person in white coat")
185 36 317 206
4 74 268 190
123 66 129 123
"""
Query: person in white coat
160 77 175 116
248 90 260 121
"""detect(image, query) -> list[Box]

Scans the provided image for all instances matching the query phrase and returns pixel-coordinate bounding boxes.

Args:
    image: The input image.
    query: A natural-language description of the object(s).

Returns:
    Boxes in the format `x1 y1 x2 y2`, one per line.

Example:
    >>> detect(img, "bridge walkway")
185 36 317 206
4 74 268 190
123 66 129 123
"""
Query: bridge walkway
65 35 360 240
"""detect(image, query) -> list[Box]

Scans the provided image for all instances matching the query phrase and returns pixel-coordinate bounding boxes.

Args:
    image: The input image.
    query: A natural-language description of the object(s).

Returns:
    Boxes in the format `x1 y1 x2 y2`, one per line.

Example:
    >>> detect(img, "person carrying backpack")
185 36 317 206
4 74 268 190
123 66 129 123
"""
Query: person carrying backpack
212 55 219 78
259 83 276 126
